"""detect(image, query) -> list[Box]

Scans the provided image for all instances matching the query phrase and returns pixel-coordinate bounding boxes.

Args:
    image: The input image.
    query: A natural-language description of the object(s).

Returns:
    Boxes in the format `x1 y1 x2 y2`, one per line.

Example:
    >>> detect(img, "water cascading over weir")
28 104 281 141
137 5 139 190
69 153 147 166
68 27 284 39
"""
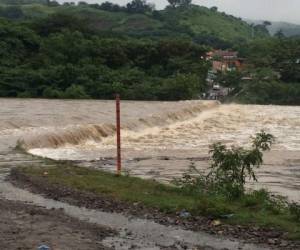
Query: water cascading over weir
18 101 220 151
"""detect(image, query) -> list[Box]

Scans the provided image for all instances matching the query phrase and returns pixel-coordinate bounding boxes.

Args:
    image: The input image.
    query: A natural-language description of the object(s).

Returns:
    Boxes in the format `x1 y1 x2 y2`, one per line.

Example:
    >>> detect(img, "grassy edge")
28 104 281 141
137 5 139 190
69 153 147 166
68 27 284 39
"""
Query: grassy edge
13 163 300 241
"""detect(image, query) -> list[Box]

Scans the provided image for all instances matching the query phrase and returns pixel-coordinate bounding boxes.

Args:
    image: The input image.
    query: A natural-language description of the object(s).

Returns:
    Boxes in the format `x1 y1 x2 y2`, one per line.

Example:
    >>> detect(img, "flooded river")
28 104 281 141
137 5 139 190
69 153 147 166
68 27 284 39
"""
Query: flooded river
0 98 299 202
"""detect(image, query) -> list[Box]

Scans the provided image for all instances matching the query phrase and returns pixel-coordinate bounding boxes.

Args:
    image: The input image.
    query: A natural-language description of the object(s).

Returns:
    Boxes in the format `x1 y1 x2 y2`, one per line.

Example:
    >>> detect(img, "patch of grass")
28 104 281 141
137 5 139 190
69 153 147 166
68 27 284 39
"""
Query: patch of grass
19 164 300 240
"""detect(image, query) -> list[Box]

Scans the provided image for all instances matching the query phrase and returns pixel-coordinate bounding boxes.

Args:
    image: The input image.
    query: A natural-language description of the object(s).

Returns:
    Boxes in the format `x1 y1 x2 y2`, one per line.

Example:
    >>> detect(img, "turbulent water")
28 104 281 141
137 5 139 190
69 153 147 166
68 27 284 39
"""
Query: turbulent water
0 98 299 202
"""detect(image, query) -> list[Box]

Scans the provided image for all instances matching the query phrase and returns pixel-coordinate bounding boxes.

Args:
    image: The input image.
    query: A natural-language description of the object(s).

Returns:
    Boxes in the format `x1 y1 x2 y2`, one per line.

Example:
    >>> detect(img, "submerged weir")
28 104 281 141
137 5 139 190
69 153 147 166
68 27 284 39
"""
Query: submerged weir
18 100 218 150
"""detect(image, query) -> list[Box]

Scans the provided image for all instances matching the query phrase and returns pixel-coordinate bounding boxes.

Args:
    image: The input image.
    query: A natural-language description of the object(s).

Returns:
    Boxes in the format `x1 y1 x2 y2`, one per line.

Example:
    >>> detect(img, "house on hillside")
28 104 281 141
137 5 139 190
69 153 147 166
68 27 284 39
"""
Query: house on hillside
203 50 244 100
206 50 244 73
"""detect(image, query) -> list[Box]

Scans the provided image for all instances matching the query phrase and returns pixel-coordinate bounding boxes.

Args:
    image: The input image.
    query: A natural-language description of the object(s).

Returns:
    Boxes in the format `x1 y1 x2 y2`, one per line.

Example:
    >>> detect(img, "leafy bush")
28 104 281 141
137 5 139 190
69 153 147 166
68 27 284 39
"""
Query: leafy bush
63 85 90 99
241 189 288 215
174 131 275 199
0 6 24 19
207 130 275 198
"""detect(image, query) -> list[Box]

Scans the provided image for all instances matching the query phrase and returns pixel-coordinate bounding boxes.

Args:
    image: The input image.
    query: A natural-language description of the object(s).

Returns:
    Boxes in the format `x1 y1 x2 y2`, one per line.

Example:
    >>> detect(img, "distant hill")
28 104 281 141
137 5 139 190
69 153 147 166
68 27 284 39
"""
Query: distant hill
0 2 269 46
268 21 300 37
0 0 46 4
158 6 268 41
245 19 300 37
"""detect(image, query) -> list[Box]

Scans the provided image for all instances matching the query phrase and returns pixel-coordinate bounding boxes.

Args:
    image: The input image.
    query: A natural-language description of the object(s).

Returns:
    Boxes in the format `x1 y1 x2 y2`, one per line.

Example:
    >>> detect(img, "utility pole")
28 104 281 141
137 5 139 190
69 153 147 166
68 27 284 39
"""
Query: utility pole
116 94 121 175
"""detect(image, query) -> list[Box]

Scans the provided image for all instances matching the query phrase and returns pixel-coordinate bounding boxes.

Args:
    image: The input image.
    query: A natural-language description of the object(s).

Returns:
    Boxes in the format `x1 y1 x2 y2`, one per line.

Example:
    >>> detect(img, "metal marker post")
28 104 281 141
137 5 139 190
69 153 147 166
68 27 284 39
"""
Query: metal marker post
116 94 121 175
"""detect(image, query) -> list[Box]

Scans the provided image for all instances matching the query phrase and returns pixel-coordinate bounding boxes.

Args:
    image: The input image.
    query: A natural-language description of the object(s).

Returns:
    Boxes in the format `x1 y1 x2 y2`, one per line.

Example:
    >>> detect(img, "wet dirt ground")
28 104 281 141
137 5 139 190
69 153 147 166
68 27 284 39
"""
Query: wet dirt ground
10 167 300 250
0 198 114 250
3 172 270 250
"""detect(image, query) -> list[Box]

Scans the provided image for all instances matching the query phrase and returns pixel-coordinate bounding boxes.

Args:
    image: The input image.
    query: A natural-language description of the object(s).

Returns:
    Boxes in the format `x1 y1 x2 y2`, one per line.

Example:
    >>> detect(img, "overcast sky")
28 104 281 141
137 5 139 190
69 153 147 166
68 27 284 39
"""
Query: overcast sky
57 0 300 24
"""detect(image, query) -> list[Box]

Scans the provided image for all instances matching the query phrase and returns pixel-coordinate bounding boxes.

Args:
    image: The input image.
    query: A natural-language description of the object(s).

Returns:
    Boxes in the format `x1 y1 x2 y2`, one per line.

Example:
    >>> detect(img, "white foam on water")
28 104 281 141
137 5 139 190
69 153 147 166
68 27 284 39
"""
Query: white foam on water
0 99 299 202
29 104 300 159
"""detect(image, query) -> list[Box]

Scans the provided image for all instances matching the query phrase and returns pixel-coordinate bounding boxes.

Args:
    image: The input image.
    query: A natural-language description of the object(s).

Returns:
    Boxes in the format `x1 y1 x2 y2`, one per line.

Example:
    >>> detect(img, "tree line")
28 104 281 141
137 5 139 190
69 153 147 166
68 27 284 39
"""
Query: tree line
0 17 209 100
0 0 299 104
219 37 300 105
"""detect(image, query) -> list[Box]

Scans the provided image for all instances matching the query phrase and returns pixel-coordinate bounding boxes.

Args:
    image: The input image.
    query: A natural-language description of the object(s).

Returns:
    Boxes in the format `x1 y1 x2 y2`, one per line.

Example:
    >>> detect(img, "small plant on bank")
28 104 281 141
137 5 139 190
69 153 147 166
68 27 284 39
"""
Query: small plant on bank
208 130 275 198
174 131 275 199
289 202 300 222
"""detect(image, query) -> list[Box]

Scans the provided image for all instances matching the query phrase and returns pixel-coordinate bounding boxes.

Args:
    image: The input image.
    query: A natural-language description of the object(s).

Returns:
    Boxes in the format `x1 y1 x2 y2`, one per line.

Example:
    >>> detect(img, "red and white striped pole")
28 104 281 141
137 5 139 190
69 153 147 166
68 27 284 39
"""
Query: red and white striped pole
116 94 121 175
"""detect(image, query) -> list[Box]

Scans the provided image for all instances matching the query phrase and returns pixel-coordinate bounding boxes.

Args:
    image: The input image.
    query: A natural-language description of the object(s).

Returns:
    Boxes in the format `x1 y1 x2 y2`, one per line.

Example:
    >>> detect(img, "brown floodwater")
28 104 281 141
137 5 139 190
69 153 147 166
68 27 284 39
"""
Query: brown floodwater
0 98 299 202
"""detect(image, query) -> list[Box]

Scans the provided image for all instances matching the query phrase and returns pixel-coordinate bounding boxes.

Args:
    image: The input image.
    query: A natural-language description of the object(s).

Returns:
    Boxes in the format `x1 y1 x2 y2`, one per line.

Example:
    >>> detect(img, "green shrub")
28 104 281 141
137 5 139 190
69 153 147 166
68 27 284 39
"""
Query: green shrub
194 197 233 217
289 202 300 221
63 85 90 99
43 87 64 98
174 131 275 200
207 130 275 199
242 189 270 207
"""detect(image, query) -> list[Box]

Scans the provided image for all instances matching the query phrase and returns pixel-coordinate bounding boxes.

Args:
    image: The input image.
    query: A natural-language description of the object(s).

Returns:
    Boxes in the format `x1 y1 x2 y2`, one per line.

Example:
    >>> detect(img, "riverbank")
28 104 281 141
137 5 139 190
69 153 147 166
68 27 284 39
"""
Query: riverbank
0 99 299 202
9 163 300 249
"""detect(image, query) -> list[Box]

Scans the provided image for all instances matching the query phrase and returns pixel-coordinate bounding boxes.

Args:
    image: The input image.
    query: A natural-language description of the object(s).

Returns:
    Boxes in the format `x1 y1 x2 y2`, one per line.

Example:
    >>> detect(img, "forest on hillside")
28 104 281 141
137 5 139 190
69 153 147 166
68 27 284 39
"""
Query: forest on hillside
0 0 299 104
220 37 300 105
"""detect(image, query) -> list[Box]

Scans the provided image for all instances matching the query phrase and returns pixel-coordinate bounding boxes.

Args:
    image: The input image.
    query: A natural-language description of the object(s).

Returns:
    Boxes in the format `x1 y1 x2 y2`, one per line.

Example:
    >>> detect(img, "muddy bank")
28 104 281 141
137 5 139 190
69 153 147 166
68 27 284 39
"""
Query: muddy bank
0 198 114 250
9 167 300 250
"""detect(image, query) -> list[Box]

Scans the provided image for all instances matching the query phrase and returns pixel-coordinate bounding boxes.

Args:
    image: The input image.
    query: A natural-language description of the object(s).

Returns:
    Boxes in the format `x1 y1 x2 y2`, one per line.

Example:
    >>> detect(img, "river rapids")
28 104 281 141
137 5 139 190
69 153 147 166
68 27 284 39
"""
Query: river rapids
0 98 299 202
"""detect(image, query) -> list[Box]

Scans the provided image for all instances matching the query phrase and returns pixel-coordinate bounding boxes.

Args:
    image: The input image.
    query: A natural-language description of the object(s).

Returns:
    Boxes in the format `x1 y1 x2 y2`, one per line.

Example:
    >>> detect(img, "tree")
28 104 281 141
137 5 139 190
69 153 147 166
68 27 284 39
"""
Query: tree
48 1 59 7
216 70 243 88
126 0 154 13
167 0 191 7
0 6 24 19
63 85 89 99
210 6 218 12
180 0 192 7
98 2 125 12
173 131 275 199
207 131 275 198
31 13 90 36
274 29 285 39
159 74 203 100
263 20 272 27
167 0 180 8
78 1 88 6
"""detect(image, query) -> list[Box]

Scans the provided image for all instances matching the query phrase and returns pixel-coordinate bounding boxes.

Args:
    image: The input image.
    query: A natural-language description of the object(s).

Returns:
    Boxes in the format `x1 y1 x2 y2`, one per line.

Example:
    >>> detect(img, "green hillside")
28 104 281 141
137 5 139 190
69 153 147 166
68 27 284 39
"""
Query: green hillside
168 6 262 41
0 0 46 4
0 2 269 44
245 19 300 38
5 1 298 104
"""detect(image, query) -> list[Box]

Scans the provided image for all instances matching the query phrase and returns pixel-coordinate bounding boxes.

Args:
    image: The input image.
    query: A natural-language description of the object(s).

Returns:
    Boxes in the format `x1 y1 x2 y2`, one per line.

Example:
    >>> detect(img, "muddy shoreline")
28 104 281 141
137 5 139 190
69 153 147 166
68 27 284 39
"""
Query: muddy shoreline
9 167 300 250
0 198 115 250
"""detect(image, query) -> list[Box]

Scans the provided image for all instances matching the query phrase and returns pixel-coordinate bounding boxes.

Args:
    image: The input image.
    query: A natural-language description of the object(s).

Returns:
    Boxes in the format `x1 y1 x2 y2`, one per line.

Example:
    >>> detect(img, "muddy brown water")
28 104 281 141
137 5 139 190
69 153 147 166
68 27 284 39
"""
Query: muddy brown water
1 99 296 202
0 98 299 249
0 99 299 202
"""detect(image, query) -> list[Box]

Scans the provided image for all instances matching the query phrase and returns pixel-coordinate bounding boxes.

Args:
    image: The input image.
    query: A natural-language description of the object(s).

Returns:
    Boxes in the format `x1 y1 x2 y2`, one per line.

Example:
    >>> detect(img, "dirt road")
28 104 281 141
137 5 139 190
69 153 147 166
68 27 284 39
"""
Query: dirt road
0 198 114 250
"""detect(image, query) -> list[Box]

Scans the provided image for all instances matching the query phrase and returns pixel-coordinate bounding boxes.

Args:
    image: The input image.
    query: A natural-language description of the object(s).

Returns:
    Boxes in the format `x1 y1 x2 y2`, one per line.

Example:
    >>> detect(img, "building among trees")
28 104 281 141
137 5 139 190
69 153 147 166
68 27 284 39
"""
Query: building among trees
206 50 244 73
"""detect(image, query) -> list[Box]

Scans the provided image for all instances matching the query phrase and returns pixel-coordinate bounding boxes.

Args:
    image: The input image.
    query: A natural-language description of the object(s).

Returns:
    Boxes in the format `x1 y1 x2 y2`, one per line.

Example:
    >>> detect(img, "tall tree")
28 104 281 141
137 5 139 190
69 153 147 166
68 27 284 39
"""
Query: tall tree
126 0 153 13
167 0 192 7
167 0 180 8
